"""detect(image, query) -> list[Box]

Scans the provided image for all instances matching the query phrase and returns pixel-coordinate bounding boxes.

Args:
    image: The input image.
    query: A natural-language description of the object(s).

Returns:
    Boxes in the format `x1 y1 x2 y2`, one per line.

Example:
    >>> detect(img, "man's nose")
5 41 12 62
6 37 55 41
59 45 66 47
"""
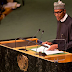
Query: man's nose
55 13 59 16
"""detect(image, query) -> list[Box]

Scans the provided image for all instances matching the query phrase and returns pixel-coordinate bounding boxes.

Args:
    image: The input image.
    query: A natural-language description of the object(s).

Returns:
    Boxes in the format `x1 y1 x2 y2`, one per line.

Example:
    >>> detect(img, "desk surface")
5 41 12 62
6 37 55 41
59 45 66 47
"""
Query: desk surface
0 38 72 63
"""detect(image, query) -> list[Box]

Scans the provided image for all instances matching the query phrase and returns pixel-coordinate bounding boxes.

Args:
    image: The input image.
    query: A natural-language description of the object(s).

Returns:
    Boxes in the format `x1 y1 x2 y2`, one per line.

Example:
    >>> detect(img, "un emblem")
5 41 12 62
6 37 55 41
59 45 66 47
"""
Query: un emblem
17 54 28 71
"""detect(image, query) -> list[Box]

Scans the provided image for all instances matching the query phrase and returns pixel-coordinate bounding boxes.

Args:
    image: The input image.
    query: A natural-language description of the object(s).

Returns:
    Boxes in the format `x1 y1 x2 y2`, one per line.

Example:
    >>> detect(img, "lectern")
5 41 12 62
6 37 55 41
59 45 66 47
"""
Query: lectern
0 37 72 72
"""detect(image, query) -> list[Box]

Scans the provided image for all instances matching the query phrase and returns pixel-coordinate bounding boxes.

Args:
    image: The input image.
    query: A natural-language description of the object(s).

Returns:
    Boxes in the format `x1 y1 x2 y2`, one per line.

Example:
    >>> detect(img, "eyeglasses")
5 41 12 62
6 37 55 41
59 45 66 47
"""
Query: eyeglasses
54 10 64 14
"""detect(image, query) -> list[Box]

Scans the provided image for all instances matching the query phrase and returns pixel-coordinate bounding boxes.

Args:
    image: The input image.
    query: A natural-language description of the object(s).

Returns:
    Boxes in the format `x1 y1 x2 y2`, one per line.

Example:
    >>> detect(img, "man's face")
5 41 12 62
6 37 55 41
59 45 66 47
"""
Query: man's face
54 9 66 21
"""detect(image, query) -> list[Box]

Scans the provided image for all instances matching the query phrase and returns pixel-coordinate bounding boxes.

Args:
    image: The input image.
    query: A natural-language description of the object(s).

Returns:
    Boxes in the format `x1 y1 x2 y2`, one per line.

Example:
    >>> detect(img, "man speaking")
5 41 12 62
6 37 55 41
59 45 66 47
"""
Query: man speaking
42 0 72 53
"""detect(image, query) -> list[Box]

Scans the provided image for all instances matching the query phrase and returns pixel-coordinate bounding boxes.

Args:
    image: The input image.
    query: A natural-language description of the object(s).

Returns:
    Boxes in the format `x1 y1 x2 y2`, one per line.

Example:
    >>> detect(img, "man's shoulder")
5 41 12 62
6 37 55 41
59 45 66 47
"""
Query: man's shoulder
67 15 72 21
64 15 72 24
66 15 72 26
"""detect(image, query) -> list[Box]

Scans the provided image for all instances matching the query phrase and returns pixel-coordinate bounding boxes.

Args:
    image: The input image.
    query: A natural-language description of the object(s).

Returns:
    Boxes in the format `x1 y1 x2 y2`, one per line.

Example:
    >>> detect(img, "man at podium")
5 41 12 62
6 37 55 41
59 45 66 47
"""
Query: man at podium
42 0 72 53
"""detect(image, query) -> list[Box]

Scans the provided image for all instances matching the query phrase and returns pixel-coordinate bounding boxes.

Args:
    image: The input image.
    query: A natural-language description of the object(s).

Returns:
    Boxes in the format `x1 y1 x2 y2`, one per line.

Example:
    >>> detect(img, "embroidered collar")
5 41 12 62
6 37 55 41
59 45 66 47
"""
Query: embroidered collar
60 13 68 22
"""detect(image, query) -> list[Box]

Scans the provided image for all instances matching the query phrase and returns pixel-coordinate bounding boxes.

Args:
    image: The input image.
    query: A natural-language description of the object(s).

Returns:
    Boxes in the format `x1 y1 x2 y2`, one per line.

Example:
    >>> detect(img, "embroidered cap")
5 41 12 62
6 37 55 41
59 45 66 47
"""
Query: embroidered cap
54 0 65 9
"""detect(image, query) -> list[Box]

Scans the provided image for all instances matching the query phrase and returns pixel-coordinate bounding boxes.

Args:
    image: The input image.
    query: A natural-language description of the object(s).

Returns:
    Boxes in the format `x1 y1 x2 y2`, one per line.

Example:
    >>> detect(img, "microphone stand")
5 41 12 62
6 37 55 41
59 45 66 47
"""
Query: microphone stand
15 38 19 48
15 38 16 48
35 44 39 55
24 29 41 51
20 38 48 52
35 30 44 55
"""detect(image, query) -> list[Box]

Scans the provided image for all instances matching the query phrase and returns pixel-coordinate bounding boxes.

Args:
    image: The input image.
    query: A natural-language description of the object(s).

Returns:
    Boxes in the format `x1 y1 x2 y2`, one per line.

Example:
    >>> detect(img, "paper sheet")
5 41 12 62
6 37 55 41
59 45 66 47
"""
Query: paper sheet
31 44 64 55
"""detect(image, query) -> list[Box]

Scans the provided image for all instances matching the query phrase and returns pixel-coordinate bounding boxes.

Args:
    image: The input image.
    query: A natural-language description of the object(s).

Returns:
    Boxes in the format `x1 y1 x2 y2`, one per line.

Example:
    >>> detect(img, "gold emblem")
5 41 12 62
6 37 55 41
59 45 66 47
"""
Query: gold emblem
17 54 28 71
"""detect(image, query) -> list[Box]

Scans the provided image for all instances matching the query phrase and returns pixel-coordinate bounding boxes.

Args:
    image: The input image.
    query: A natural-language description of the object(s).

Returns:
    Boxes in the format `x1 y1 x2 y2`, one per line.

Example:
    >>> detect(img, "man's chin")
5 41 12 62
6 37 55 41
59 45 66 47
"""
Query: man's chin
56 18 60 21
57 19 60 21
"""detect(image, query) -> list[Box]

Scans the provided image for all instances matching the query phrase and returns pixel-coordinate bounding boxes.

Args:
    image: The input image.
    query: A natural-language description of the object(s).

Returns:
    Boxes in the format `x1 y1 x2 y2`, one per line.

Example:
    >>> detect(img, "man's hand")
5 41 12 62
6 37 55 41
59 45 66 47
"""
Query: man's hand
47 44 58 51
42 41 52 45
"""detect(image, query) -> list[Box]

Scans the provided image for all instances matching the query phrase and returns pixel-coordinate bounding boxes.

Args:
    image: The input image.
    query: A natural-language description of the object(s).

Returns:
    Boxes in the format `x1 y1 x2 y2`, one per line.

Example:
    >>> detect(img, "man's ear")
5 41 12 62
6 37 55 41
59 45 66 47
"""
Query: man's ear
64 9 66 13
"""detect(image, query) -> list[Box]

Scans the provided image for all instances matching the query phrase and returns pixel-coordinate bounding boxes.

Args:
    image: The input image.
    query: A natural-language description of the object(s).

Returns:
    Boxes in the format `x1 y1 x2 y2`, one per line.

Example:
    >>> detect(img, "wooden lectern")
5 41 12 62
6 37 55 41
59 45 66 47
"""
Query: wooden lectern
0 37 72 72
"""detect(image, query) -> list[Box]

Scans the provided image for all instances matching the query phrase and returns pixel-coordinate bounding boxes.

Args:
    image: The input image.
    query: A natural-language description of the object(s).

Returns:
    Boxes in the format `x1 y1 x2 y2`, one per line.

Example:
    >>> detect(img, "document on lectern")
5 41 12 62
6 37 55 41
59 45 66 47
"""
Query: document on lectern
31 44 64 55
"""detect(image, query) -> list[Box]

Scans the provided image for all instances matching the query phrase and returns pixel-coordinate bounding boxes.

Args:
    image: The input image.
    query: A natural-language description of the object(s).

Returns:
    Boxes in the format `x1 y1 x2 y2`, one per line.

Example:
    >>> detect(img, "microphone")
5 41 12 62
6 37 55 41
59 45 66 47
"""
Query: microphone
32 29 41 38
18 37 49 54
35 30 44 55
23 29 41 51
37 30 44 44
20 38 48 47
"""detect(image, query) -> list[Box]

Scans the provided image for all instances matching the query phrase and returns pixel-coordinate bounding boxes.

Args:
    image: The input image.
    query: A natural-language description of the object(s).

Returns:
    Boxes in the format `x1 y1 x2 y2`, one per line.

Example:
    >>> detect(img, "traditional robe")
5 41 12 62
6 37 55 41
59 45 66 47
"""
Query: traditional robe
52 15 72 52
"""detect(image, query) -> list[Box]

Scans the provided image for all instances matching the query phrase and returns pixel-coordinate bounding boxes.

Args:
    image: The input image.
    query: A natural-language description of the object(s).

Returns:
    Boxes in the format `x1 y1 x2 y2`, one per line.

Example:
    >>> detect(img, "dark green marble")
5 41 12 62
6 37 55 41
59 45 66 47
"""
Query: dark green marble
0 46 72 72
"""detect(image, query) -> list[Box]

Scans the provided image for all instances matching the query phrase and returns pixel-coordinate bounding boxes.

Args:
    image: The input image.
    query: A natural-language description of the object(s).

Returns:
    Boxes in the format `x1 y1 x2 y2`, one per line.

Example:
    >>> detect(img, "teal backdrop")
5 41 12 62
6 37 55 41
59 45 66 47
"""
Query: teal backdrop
0 0 72 41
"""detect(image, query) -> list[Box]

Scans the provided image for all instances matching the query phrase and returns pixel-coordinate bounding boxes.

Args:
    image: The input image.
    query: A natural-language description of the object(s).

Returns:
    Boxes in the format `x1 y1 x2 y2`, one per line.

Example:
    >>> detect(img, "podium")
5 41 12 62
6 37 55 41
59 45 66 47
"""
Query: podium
0 37 72 72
